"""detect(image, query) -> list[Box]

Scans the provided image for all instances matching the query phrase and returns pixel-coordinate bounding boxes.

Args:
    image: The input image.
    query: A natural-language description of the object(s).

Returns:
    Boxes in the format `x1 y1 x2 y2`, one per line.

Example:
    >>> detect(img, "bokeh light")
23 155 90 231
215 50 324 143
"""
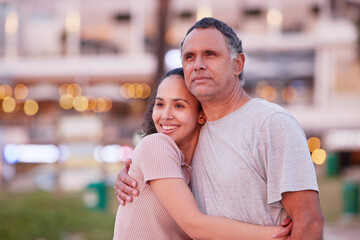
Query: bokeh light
312 149 327 165
2 97 16 113
282 86 298 103
261 85 277 102
140 83 151 99
0 86 5 99
67 83 82 97
24 99 39 116
5 12 18 34
87 96 97 111
103 97 112 112
308 137 321 152
4 144 19 164
95 97 112 112
135 84 143 99
165 49 182 69
14 84 28 100
197 7 212 21
267 9 283 26
59 94 74 109
120 83 151 99
0 84 12 99
120 83 131 99
65 11 81 33
73 96 89 112
128 85 136 98
59 83 69 96
96 98 106 112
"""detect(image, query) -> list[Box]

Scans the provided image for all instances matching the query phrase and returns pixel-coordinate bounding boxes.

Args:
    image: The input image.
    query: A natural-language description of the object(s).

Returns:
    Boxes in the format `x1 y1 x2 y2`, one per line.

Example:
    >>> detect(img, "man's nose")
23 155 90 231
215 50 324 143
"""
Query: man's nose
194 56 206 71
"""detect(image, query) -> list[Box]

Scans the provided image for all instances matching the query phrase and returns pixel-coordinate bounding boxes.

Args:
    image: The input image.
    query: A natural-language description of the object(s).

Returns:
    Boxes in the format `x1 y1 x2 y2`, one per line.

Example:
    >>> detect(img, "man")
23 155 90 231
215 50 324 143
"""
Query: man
116 17 324 239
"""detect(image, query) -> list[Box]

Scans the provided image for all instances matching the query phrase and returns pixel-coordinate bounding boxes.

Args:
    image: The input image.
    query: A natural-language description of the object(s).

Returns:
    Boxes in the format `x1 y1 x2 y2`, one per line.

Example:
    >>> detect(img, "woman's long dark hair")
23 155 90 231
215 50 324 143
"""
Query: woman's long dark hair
138 68 186 137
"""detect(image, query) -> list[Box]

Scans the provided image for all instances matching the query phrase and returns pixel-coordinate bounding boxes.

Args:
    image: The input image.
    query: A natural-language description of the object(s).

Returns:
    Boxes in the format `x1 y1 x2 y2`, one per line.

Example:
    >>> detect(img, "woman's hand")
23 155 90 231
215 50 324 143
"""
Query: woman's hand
272 216 293 239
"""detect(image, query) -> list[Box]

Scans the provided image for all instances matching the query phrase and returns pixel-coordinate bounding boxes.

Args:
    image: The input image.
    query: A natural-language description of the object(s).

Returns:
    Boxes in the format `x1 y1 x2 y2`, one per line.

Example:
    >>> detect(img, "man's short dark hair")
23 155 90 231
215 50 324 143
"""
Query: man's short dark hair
180 17 245 84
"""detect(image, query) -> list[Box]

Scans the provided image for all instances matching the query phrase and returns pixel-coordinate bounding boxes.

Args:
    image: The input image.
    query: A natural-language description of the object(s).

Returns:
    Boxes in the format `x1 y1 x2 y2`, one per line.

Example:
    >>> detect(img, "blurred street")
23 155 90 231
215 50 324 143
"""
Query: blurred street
324 224 360 240
1 0 360 239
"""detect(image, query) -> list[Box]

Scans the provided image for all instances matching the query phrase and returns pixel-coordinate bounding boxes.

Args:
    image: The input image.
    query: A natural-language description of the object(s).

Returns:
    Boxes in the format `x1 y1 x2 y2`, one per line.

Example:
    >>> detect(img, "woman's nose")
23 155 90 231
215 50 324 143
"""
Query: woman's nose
161 107 173 119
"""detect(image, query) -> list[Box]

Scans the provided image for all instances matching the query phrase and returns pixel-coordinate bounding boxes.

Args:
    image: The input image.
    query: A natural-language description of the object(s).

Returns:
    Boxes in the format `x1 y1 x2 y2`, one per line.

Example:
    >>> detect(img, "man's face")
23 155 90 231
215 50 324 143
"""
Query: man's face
181 28 243 103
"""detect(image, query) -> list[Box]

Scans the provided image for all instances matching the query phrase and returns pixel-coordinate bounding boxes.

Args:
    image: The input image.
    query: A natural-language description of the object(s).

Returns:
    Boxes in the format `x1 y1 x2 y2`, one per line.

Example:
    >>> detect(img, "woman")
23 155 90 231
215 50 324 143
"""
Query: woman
113 68 291 240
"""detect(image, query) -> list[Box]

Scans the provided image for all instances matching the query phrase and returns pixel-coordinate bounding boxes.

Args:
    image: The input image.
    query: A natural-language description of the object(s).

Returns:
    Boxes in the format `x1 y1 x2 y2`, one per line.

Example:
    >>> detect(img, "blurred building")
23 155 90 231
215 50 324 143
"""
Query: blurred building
0 0 360 190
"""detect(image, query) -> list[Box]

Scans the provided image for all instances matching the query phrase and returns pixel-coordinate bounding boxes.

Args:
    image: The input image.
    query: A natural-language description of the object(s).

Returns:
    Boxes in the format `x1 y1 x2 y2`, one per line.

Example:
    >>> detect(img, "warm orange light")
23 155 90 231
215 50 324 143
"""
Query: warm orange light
24 99 39 116
282 86 298 103
312 149 326 165
135 84 143 98
0 85 5 99
73 96 89 112
66 83 82 97
260 85 277 102
307 137 321 152
103 97 112 112
87 96 97 111
128 84 136 98
2 97 16 113
120 83 131 99
14 84 28 100
59 84 69 96
0 84 12 99
96 98 106 112
59 94 74 109
140 83 151 99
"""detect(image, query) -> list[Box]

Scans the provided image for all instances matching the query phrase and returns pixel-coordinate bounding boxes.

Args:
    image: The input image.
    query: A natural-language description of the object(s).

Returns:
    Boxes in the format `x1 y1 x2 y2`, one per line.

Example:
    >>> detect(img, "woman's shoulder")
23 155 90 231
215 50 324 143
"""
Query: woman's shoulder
141 133 178 146
132 133 184 166
135 133 180 153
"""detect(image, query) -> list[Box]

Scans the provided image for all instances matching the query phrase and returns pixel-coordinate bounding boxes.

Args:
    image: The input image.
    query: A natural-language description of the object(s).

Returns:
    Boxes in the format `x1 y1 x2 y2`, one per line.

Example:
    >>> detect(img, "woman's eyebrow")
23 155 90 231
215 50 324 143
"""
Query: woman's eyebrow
172 98 189 104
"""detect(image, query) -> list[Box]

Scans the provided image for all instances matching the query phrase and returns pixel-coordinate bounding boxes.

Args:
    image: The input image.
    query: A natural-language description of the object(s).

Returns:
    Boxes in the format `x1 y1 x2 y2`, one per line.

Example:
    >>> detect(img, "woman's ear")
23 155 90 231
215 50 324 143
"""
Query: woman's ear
198 110 207 125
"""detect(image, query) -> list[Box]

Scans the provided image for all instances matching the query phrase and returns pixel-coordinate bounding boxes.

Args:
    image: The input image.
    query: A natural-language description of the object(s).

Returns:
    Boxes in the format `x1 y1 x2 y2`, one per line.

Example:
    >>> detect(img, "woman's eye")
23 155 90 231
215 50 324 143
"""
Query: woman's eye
175 104 184 108
155 102 163 107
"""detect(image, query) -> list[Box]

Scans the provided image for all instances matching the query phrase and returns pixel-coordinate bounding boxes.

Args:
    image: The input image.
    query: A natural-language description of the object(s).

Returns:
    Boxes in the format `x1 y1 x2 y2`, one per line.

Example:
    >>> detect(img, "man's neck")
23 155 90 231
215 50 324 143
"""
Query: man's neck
202 89 252 122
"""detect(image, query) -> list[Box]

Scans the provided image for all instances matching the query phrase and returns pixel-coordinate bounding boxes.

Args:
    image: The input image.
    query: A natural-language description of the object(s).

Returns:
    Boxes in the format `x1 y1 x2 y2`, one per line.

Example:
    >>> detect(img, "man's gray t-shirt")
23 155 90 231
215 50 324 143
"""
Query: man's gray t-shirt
191 98 318 226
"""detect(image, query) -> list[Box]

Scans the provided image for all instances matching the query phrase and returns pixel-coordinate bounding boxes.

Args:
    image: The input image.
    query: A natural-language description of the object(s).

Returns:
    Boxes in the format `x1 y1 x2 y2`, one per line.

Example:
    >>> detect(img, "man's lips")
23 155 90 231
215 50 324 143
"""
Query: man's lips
193 76 210 83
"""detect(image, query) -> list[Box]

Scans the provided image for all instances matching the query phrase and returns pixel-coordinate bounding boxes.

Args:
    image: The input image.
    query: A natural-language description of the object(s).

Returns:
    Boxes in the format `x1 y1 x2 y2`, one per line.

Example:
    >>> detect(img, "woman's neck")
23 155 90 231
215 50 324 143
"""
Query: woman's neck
177 127 201 165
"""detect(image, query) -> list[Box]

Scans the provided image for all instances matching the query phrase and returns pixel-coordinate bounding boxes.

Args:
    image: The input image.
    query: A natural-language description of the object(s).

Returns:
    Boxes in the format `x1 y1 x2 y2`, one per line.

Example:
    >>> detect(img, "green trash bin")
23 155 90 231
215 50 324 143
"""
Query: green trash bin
342 181 359 215
83 181 107 210
326 153 339 177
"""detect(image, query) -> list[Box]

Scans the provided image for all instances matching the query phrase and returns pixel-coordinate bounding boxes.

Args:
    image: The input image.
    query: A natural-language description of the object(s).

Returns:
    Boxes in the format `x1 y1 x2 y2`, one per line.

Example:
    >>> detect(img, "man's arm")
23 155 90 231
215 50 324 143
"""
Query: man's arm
281 190 324 240
114 159 139 205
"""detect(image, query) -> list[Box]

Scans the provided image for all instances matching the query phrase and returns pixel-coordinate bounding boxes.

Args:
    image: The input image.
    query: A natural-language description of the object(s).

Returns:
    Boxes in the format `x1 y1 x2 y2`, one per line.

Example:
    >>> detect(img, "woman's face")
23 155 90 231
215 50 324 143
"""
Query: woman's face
152 75 205 147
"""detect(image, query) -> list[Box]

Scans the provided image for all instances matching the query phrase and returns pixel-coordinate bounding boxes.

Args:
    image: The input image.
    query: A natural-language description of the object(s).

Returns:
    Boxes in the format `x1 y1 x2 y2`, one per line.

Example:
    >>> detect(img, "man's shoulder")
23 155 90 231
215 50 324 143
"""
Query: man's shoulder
248 98 289 115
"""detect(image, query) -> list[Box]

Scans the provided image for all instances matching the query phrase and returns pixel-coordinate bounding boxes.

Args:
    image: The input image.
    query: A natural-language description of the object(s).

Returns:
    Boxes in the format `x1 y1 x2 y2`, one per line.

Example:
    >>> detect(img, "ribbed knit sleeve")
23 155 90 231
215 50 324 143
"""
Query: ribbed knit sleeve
132 133 185 183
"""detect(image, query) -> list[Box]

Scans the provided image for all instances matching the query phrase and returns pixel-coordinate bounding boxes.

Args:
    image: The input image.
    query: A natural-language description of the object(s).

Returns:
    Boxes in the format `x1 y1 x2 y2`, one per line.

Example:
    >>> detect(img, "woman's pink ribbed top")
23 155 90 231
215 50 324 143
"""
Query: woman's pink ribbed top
113 133 192 240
